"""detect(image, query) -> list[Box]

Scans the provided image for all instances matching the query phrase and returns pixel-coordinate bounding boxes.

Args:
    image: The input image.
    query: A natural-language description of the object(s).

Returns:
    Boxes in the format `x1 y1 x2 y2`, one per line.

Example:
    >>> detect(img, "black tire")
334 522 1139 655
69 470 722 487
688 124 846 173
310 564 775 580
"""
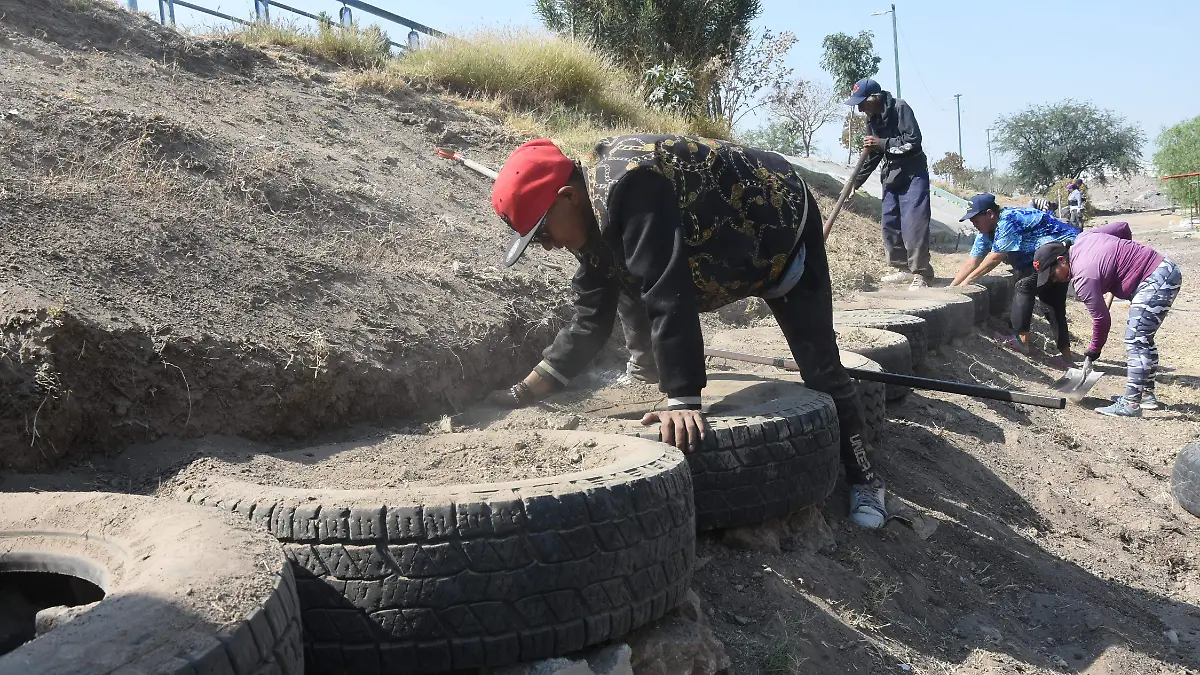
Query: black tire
857 291 974 340
976 273 1015 318
1171 442 1200 518
704 329 884 446
836 326 912 401
0 492 303 675
833 310 929 370
176 431 695 674
937 283 990 325
626 374 840 532
836 297 952 347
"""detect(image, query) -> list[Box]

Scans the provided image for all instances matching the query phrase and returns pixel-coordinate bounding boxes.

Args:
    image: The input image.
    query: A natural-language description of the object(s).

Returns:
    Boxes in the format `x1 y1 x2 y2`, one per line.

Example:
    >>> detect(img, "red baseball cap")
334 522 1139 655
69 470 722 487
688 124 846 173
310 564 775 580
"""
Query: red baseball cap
492 139 575 266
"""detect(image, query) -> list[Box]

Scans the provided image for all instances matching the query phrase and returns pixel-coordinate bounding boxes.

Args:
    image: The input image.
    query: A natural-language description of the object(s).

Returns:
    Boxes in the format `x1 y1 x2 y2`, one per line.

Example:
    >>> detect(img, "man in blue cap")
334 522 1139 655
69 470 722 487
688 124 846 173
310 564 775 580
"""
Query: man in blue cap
843 77 934 290
951 193 1081 365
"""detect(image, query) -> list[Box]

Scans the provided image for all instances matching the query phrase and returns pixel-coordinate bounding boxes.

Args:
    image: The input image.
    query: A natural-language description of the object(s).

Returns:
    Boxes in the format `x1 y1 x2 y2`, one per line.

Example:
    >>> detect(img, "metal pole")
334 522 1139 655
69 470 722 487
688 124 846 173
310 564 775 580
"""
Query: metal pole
986 128 993 173
954 93 963 158
339 6 353 25
891 4 901 99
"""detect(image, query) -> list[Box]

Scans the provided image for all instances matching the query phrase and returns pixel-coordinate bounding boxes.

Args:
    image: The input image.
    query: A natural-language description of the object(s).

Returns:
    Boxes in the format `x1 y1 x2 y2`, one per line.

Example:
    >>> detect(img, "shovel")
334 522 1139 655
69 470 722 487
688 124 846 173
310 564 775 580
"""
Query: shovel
1051 294 1113 402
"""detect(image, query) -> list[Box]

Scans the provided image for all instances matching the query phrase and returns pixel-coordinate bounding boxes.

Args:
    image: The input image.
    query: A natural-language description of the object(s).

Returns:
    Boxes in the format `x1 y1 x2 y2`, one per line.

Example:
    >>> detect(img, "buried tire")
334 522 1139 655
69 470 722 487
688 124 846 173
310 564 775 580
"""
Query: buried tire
833 310 928 370
836 296 951 347
976 273 1016 318
0 492 302 675
937 282 990 325
855 291 974 340
836 325 913 401
1171 442 1200 518
625 370 841 532
173 431 695 674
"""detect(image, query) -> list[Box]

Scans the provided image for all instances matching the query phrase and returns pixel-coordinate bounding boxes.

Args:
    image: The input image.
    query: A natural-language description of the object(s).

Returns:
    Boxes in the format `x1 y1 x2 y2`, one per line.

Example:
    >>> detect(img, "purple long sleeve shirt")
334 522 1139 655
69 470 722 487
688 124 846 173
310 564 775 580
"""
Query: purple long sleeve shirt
1069 222 1164 355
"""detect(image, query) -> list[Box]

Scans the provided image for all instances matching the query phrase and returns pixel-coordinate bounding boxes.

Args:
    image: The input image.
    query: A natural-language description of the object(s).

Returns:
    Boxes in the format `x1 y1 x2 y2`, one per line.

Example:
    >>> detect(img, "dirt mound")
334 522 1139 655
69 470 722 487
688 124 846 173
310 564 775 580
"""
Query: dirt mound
0 0 574 469
171 429 620 489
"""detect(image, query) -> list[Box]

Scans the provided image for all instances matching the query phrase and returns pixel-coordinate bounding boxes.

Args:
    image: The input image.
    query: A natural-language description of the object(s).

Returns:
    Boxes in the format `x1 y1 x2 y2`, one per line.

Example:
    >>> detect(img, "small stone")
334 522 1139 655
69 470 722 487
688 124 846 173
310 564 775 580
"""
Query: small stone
1165 629 1180 645
1053 656 1068 668
438 415 454 433
383 156 398 166
751 571 762 579
424 118 445 132
733 584 744 592
731 614 752 626
586 644 632 675
555 414 581 431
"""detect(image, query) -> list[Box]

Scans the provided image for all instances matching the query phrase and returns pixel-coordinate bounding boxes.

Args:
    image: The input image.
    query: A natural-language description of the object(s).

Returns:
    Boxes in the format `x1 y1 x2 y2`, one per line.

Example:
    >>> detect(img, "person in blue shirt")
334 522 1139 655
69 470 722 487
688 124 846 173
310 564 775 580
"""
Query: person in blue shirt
951 193 1081 364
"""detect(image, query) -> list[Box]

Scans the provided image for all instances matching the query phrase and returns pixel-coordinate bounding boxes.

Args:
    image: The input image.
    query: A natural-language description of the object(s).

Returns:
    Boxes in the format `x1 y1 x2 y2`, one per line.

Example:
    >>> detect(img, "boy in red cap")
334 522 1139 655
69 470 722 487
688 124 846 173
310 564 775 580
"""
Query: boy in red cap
488 135 887 529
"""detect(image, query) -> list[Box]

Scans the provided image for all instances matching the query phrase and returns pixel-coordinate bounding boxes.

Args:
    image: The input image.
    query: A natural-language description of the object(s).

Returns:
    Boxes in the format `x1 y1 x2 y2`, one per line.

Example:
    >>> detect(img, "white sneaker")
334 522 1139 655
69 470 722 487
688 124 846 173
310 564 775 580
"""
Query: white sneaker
881 271 910 284
849 480 887 529
909 275 929 291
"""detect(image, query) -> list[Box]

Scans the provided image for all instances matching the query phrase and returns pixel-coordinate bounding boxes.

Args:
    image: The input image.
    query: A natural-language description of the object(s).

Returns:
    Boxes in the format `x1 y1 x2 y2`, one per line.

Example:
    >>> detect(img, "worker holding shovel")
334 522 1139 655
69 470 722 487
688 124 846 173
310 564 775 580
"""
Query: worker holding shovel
951 193 1080 366
485 135 887 529
1034 222 1183 417
842 78 935 290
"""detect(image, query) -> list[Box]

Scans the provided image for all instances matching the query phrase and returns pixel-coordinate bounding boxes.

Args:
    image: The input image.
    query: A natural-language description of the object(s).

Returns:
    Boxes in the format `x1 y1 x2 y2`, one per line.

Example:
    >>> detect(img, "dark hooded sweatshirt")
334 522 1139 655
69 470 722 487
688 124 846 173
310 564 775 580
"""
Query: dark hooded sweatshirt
853 91 928 190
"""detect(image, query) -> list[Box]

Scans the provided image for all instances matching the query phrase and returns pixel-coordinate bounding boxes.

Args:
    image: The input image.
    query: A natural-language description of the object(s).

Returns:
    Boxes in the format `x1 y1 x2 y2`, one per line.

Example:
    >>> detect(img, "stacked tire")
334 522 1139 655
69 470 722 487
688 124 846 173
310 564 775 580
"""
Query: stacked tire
858 290 975 340
178 431 696 674
835 297 952 347
834 310 929 370
835 325 913 401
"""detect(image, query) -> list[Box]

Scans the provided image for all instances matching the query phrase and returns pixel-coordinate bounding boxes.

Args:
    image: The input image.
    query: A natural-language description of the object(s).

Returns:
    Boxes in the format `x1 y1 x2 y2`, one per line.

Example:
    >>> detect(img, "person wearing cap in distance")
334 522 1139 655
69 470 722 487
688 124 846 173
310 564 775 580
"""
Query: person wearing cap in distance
1034 222 1183 417
1067 180 1085 227
487 135 887 529
842 77 935 291
951 193 1081 366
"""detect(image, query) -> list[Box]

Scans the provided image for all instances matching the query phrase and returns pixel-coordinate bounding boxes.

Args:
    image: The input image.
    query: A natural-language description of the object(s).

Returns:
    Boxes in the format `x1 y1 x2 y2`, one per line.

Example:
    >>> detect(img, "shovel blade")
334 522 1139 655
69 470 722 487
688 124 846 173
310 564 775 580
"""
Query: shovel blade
1053 367 1104 402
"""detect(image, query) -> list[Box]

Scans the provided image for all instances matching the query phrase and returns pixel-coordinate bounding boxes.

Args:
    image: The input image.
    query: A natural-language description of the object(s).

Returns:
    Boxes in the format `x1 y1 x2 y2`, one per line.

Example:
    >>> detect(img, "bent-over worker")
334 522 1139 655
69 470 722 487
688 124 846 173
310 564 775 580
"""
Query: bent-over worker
1034 222 1183 418
487 135 887 528
951 193 1080 366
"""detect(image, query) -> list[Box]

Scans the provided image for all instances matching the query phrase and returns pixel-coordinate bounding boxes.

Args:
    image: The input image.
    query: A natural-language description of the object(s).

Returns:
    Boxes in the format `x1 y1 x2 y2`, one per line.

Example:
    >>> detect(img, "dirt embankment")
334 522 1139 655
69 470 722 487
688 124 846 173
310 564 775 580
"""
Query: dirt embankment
0 0 583 469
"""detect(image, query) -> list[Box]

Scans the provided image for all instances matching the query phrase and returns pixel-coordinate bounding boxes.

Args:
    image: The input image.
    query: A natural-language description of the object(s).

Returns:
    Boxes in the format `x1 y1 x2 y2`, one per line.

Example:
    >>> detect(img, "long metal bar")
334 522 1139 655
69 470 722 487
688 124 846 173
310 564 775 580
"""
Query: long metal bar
336 0 446 38
703 347 1067 409
172 0 252 25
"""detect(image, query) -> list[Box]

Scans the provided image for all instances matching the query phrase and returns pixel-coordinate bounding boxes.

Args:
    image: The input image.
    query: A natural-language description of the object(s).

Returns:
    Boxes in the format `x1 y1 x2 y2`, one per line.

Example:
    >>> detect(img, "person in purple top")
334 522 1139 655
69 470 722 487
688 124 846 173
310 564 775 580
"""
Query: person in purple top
1033 222 1183 417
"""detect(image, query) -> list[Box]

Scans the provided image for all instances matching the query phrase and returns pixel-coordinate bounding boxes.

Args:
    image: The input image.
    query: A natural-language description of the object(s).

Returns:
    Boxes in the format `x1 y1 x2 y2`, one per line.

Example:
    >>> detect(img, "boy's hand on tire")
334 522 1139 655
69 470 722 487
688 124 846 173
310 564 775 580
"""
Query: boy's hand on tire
642 409 707 452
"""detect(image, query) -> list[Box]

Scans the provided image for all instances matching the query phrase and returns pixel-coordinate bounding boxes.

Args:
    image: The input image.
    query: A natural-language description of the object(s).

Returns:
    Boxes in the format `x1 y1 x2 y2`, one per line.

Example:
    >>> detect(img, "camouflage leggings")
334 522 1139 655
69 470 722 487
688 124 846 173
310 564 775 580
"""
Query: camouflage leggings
1123 259 1182 400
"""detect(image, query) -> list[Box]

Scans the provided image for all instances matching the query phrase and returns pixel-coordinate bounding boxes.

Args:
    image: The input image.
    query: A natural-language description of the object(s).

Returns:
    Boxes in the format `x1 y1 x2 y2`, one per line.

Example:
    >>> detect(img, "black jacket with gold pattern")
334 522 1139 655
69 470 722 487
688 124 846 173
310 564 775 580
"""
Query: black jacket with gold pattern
539 134 813 400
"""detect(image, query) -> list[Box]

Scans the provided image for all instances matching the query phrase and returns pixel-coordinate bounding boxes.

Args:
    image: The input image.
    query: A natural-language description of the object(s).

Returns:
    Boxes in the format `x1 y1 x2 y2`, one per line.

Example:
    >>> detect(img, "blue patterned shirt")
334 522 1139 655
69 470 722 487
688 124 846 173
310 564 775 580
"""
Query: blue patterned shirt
969 207 1080 270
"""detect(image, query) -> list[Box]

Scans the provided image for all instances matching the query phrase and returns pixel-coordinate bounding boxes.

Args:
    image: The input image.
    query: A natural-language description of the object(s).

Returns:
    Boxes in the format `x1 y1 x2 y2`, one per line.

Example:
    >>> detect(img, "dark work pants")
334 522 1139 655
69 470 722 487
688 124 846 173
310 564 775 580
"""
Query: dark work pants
1011 268 1070 351
768 201 875 486
881 173 934 278
617 292 657 381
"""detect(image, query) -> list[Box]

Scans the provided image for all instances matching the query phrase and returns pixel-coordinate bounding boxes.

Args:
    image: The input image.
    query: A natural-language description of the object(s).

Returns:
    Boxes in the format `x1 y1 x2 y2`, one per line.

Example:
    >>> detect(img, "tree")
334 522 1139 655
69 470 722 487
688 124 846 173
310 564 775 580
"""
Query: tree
819 31 881 95
740 122 805 156
1153 114 1200 206
534 0 761 75
839 113 867 163
993 100 1145 192
768 79 841 157
931 152 966 185
706 28 796 128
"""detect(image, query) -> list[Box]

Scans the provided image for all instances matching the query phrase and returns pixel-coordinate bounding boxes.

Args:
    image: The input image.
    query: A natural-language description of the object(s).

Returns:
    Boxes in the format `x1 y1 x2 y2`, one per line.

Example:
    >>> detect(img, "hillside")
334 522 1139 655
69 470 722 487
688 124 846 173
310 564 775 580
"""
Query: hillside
0 0 886 469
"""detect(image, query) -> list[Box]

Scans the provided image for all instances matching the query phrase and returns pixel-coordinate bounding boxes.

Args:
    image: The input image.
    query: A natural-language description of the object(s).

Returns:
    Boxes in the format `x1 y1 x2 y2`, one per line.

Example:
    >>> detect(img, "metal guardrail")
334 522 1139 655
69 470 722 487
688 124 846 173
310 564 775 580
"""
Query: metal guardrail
128 0 440 51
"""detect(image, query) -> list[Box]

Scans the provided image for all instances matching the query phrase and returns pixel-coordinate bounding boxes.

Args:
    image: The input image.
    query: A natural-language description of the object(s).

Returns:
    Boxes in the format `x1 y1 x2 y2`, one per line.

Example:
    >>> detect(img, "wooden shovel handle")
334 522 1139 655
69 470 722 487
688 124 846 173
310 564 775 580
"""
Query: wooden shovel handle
823 148 872 240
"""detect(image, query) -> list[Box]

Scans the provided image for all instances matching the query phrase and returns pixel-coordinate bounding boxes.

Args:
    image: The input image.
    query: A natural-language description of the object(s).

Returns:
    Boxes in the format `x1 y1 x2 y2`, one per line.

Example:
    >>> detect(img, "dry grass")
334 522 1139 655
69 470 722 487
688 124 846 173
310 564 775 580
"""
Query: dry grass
347 29 727 157
213 20 391 69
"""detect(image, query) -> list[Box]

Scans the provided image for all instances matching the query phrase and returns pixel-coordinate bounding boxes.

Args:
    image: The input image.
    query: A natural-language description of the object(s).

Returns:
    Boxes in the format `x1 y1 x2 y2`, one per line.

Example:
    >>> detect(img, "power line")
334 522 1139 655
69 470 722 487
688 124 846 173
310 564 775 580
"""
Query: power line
895 22 944 112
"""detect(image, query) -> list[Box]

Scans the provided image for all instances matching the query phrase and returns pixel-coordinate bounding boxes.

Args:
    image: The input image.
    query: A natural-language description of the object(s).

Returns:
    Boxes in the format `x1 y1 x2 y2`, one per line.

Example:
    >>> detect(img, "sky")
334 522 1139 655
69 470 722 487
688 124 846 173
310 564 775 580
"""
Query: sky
159 0 1200 173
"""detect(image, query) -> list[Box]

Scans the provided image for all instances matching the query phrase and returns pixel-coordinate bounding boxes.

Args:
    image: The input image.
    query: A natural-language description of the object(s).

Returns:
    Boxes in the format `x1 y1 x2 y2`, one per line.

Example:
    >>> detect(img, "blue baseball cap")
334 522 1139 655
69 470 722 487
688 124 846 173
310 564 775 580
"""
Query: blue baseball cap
960 193 999 221
843 78 882 105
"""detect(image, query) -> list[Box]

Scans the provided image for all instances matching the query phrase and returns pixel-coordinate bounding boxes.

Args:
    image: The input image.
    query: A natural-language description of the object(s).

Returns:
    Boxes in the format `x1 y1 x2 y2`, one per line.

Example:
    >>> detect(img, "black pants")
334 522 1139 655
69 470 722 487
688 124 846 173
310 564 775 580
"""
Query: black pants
1011 268 1070 351
768 196 875 485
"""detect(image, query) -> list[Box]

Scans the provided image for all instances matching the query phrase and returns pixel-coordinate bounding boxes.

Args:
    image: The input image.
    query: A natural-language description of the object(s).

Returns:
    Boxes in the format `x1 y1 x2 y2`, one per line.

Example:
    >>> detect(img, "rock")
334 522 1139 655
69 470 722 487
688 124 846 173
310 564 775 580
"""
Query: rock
439 129 465 146
721 506 834 554
627 591 732 675
382 156 398 166
424 118 445 133
1165 629 1180 645
731 614 752 626
586 644 633 675
1053 656 1069 668
438 415 454 433
34 602 98 637
715 297 771 326
554 414 581 431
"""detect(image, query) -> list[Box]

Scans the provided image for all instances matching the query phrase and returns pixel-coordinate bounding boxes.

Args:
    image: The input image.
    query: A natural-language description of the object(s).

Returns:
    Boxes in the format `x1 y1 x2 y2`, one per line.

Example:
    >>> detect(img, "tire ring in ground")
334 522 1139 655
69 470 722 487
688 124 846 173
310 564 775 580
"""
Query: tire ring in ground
0 492 303 675
976 273 1016 318
833 310 929 371
936 283 990 325
835 297 952 347
856 291 974 339
176 431 695 674
624 367 841 532
839 351 887 447
836 326 913 401
1171 442 1200 518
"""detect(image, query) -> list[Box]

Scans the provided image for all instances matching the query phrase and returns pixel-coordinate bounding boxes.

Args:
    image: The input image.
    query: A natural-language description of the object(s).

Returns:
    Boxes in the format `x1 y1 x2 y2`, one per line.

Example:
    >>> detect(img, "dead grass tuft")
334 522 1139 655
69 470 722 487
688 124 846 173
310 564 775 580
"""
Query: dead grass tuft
214 20 391 69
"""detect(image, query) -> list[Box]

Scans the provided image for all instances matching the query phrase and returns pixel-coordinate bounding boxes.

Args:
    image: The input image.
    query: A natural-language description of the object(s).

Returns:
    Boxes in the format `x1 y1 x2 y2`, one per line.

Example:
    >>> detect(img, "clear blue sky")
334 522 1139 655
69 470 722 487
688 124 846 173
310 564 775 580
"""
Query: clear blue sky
164 0 1199 172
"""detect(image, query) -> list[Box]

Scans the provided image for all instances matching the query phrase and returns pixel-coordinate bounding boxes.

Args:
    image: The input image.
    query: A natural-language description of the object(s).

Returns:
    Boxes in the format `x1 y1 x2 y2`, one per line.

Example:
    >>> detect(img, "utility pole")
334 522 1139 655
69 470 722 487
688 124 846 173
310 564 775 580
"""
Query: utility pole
986 128 993 173
871 6 901 99
891 4 900 99
954 94 963 158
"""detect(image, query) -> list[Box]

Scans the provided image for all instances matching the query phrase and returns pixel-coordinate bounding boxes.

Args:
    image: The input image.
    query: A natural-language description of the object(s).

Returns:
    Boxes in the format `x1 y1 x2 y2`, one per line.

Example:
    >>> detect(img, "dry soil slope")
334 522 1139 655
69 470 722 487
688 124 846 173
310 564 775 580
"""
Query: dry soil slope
0 0 577 469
